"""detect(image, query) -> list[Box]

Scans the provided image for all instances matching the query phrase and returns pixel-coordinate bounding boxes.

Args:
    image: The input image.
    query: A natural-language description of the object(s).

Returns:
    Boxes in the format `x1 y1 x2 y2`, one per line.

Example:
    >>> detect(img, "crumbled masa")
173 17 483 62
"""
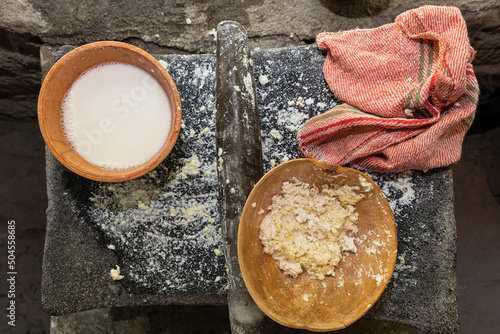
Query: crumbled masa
270 129 283 141
259 177 371 280
110 265 124 280
258 75 269 85
296 96 305 108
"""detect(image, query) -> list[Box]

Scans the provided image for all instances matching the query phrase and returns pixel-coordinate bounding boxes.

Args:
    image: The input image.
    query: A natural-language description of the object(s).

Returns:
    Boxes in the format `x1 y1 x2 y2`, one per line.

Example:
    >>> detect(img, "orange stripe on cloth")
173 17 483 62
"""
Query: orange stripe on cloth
298 5 479 172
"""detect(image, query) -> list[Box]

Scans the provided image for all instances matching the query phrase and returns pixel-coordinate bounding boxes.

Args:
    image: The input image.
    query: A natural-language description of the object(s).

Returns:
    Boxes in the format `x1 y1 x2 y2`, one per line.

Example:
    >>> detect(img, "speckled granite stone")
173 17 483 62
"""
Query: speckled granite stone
41 44 458 333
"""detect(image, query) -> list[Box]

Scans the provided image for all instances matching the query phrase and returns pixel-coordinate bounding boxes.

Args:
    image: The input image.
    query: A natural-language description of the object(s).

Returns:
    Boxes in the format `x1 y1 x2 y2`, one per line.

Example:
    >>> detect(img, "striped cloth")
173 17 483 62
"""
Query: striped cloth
298 6 479 172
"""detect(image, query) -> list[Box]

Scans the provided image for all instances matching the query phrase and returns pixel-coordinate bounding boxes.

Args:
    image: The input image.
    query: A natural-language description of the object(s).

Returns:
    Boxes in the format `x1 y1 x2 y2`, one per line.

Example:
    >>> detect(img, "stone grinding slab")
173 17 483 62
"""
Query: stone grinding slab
41 45 458 333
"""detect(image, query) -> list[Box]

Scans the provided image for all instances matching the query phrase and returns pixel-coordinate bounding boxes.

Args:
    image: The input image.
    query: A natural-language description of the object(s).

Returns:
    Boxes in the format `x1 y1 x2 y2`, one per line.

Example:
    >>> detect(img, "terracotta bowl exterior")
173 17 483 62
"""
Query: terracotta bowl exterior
238 159 397 331
38 41 182 182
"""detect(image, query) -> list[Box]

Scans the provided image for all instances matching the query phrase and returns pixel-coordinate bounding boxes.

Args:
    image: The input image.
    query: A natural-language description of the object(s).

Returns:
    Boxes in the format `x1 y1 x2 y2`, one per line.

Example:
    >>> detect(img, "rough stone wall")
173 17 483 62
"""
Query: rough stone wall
1 0 499 120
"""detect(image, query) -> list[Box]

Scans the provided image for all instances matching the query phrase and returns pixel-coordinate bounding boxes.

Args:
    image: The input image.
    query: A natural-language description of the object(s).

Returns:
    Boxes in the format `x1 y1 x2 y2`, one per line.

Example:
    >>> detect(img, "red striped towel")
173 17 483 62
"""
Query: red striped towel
298 6 479 172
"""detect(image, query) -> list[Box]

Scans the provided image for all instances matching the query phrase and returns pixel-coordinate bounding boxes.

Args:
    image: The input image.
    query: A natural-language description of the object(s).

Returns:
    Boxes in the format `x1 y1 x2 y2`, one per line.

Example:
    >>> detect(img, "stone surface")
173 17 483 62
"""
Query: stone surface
42 48 227 315
1 0 499 120
41 45 458 333
365 169 458 333
252 46 459 333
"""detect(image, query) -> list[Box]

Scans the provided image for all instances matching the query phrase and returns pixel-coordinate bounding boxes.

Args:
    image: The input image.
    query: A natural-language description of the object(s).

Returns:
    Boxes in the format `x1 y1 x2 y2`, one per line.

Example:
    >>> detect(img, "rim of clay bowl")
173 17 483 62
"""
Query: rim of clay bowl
37 41 182 182
238 158 398 331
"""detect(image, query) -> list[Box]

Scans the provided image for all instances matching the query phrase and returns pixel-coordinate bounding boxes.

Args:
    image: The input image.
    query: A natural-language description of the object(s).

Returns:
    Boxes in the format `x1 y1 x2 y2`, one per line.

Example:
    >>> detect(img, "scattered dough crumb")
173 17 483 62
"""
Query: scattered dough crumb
365 245 378 255
296 97 305 108
208 28 217 40
270 129 283 141
138 202 147 211
258 75 269 85
110 266 124 280
214 248 223 256
107 244 115 250
186 18 192 24
218 157 224 172
358 175 374 192
198 127 209 138
251 202 257 208
287 100 295 106
182 155 200 176
404 108 414 117
373 274 384 286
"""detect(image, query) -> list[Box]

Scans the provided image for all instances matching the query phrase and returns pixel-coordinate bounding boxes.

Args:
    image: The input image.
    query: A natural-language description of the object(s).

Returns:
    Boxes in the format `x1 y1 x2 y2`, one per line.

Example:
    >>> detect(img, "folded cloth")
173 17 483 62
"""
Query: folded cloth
297 5 479 172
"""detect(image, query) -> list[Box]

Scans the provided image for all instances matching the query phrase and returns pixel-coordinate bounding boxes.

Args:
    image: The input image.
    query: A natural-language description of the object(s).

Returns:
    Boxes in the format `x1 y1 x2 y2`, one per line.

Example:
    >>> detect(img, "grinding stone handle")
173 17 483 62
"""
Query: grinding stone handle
215 21 274 333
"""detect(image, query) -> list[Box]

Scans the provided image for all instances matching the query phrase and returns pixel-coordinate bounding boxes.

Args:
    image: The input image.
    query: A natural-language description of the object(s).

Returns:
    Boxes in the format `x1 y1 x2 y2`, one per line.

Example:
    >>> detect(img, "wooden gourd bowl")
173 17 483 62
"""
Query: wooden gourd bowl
38 41 182 182
238 158 397 331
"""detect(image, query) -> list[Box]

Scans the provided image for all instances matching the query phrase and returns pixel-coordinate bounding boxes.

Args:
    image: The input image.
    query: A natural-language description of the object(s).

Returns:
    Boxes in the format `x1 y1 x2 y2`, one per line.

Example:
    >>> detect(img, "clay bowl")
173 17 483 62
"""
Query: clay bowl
38 41 182 182
238 159 397 331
